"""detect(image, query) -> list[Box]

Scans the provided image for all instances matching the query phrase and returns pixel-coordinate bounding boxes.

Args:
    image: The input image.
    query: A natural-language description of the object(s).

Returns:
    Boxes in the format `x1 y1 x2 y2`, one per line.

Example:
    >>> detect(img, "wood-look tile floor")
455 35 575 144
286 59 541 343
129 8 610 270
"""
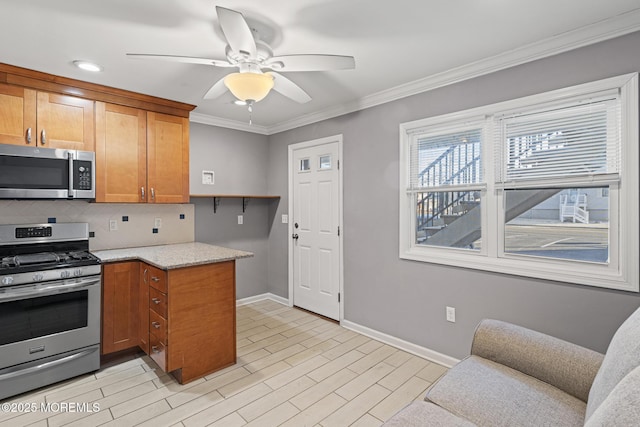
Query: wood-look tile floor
0 300 448 427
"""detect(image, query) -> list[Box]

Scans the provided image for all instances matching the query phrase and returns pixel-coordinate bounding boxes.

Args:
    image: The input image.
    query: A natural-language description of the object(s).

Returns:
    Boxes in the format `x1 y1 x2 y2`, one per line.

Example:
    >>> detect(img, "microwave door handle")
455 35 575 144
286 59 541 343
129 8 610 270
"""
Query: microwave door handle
68 152 75 199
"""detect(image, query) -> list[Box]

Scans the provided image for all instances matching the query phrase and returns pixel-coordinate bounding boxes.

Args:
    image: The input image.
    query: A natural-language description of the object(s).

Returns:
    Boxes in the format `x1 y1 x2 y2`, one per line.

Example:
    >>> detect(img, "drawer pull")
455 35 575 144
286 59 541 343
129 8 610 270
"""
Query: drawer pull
151 276 160 282
151 346 161 354
151 298 161 304
152 321 161 329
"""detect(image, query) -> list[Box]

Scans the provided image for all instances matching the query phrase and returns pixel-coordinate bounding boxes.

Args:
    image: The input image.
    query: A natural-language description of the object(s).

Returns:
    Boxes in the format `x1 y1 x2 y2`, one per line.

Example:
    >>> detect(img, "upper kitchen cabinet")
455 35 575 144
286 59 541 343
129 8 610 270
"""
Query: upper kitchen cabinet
36 92 95 151
95 104 189 204
0 83 94 150
0 83 35 146
0 63 195 189
147 112 189 204
95 102 147 203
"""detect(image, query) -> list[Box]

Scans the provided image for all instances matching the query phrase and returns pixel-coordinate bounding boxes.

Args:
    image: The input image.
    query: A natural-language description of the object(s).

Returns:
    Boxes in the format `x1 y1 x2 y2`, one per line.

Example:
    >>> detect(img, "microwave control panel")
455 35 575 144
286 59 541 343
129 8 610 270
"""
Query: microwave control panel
73 161 93 190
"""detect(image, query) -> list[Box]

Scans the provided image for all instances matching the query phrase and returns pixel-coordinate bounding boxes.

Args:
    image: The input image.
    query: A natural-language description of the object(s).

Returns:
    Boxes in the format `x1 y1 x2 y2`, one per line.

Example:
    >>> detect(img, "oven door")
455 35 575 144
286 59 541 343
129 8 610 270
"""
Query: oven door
0 274 100 370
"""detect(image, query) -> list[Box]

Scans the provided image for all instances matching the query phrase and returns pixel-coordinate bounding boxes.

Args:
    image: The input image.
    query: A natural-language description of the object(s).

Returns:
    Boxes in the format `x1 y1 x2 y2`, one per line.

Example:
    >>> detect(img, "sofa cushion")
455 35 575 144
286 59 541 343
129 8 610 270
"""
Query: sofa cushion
586 306 640 420
426 355 586 427
471 319 603 402
585 364 640 426
383 401 477 427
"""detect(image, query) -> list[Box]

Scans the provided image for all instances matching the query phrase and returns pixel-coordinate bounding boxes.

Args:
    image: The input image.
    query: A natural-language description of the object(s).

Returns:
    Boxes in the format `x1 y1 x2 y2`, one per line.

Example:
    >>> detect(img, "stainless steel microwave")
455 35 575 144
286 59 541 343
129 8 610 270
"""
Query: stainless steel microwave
0 144 95 199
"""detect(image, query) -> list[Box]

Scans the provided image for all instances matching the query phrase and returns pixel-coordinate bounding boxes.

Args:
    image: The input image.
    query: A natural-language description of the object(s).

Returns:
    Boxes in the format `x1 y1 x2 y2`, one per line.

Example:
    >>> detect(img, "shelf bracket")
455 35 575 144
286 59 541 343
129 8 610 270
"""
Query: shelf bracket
213 197 221 213
242 197 250 213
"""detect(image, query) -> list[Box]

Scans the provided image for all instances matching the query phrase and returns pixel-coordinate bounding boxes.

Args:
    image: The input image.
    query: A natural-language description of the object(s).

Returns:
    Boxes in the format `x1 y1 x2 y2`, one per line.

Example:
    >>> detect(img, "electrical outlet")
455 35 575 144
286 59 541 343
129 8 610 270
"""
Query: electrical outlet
446 306 456 323
237 215 243 225
281 214 288 224
154 217 162 229
109 219 118 231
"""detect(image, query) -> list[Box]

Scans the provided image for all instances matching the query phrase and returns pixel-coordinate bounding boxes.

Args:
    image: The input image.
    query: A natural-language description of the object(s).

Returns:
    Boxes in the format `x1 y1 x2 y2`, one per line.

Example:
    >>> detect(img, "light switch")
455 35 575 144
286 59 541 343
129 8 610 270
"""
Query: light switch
281 214 288 224
238 215 243 225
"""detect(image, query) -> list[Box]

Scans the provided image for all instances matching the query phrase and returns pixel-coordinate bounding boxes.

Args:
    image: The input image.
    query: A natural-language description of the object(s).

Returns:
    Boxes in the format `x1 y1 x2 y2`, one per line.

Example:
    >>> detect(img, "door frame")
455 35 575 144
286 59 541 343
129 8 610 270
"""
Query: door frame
288 134 344 322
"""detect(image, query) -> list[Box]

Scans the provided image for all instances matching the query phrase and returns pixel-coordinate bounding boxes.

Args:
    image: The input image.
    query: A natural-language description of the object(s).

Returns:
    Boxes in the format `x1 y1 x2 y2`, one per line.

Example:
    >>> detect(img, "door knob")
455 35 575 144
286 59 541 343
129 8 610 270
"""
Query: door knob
292 233 299 240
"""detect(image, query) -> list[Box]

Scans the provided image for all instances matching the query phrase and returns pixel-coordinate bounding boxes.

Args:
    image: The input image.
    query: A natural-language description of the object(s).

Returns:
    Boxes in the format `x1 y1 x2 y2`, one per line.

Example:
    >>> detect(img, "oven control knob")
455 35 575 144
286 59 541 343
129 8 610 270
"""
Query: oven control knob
32 273 44 282
73 268 83 277
1 276 14 285
60 270 71 279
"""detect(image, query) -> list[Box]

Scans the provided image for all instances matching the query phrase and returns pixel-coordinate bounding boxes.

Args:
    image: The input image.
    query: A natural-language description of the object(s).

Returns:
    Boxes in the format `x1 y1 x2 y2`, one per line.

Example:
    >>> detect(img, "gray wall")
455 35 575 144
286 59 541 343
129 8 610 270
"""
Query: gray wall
190 123 269 195
266 31 640 359
190 123 274 299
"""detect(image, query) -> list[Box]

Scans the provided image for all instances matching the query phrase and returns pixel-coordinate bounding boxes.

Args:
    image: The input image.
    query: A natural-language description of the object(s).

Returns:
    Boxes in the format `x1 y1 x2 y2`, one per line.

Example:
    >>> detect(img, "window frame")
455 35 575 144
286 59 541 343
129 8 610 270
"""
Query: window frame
399 73 638 292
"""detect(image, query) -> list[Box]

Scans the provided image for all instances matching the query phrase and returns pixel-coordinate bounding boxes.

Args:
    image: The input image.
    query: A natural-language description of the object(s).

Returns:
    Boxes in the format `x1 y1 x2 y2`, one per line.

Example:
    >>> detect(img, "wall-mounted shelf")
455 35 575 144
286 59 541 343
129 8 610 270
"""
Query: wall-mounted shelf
190 195 280 213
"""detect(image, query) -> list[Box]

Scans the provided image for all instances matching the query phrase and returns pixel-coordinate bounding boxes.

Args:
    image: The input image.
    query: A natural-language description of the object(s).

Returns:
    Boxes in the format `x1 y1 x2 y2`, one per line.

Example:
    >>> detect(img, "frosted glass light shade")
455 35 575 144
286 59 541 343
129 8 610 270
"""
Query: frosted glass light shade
224 72 274 102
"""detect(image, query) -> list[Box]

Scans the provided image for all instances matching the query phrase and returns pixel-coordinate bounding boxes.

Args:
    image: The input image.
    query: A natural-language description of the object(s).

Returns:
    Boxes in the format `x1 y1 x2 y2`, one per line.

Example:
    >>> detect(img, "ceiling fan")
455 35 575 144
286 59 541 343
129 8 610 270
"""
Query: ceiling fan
127 6 355 108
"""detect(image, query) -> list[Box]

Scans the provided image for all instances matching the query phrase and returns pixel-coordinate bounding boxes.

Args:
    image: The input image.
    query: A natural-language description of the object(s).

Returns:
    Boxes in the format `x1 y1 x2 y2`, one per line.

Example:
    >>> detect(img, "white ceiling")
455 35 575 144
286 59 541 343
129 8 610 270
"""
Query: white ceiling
1 0 640 134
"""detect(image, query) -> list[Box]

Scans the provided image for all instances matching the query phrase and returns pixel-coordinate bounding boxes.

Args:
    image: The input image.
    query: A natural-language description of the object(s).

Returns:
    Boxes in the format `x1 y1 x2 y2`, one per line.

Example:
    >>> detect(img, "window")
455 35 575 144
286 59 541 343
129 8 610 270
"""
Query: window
399 74 638 291
410 125 484 250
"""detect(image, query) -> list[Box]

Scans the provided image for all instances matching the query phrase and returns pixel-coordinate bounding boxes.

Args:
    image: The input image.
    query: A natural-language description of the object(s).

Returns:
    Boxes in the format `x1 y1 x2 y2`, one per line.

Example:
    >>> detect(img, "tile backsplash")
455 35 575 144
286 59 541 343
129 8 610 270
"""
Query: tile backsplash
0 200 194 250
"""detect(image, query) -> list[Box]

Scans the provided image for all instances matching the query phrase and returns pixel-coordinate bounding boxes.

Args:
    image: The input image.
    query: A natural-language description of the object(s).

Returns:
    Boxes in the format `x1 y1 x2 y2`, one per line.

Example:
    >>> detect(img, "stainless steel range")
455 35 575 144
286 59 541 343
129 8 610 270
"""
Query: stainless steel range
0 223 101 400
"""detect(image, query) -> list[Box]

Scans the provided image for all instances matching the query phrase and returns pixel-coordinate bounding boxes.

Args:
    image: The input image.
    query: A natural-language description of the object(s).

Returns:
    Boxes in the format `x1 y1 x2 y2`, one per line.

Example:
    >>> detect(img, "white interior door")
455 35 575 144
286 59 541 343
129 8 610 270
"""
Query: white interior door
291 138 341 320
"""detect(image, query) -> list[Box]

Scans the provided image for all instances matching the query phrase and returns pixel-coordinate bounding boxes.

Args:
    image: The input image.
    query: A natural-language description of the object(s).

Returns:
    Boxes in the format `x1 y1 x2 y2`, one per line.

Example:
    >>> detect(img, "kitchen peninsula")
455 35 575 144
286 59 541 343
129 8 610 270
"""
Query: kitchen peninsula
93 242 252 384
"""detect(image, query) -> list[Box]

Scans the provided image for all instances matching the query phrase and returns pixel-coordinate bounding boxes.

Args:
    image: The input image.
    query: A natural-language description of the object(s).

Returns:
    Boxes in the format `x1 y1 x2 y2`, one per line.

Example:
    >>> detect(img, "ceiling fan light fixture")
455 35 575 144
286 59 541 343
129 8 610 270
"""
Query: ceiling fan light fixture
224 72 274 102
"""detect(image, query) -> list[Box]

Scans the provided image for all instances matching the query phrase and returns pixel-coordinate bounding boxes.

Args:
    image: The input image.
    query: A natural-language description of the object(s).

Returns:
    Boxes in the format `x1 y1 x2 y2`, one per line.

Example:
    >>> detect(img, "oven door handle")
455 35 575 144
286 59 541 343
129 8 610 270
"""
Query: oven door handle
0 347 97 381
0 277 100 302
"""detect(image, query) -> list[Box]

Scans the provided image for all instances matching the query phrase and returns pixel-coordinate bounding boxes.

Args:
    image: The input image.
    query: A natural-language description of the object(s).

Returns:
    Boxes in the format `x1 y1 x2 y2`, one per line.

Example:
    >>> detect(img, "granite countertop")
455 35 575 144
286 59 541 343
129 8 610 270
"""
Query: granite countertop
92 242 253 270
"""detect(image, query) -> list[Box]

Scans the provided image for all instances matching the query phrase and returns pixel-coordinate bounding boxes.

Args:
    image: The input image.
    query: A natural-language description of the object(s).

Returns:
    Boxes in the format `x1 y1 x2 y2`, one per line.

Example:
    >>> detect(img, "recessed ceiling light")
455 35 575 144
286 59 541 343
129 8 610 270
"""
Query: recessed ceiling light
72 60 103 72
233 100 247 106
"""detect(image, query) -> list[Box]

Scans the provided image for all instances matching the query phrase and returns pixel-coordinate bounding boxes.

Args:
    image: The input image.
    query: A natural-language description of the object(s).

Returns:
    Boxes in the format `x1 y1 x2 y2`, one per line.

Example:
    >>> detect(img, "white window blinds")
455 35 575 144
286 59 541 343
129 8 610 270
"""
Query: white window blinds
409 128 483 190
497 97 620 183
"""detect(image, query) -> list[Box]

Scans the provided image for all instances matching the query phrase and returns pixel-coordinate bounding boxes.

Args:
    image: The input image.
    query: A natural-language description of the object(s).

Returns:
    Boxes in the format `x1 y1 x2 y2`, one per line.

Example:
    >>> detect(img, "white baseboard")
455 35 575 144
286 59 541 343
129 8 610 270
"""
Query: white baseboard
236 294 459 368
341 320 460 368
236 293 289 307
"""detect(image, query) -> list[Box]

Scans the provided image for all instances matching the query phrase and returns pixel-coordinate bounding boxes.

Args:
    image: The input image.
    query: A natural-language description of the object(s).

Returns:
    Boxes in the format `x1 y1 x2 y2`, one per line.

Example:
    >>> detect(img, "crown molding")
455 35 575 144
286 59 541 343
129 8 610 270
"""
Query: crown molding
189 111 269 135
192 8 640 136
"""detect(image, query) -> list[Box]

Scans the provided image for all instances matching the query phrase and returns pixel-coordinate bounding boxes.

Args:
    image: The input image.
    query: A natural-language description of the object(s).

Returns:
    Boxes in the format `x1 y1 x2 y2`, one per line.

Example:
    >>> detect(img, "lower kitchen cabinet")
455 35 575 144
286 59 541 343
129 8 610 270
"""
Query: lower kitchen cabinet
102 260 237 383
101 262 140 354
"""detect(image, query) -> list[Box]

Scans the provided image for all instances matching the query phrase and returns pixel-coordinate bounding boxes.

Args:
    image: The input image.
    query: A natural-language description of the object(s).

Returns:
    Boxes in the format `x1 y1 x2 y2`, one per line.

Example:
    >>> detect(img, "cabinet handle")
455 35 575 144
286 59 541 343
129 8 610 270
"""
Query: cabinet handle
143 268 148 284
152 322 160 329
151 346 160 354
26 128 32 144
41 129 46 145
151 188 155 200
151 276 160 282
141 187 145 201
151 298 161 305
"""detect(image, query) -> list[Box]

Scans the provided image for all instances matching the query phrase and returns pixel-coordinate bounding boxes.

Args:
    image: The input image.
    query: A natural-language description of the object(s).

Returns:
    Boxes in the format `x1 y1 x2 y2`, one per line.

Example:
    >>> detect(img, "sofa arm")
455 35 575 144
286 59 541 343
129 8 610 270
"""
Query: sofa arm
471 319 604 402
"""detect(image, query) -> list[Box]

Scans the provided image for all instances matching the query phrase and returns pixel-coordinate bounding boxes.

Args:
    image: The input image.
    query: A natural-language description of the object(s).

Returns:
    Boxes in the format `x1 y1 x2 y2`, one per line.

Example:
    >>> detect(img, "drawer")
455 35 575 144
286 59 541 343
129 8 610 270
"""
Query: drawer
149 332 167 372
145 264 167 293
149 287 167 318
149 309 167 343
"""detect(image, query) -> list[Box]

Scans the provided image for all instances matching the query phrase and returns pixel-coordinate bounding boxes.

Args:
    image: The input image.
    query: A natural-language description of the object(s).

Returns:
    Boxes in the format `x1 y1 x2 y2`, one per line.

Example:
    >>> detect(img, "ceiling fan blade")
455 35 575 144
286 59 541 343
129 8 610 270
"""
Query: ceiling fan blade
203 76 229 99
215 6 257 58
126 53 233 68
268 72 311 104
265 54 355 72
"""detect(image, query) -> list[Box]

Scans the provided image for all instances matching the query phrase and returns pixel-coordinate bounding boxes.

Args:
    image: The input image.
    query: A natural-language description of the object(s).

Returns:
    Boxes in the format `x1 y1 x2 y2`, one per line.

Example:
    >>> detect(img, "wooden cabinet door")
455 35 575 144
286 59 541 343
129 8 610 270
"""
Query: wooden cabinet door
147 112 189 203
139 263 150 354
36 92 95 150
0 83 36 146
102 262 140 355
95 102 147 203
